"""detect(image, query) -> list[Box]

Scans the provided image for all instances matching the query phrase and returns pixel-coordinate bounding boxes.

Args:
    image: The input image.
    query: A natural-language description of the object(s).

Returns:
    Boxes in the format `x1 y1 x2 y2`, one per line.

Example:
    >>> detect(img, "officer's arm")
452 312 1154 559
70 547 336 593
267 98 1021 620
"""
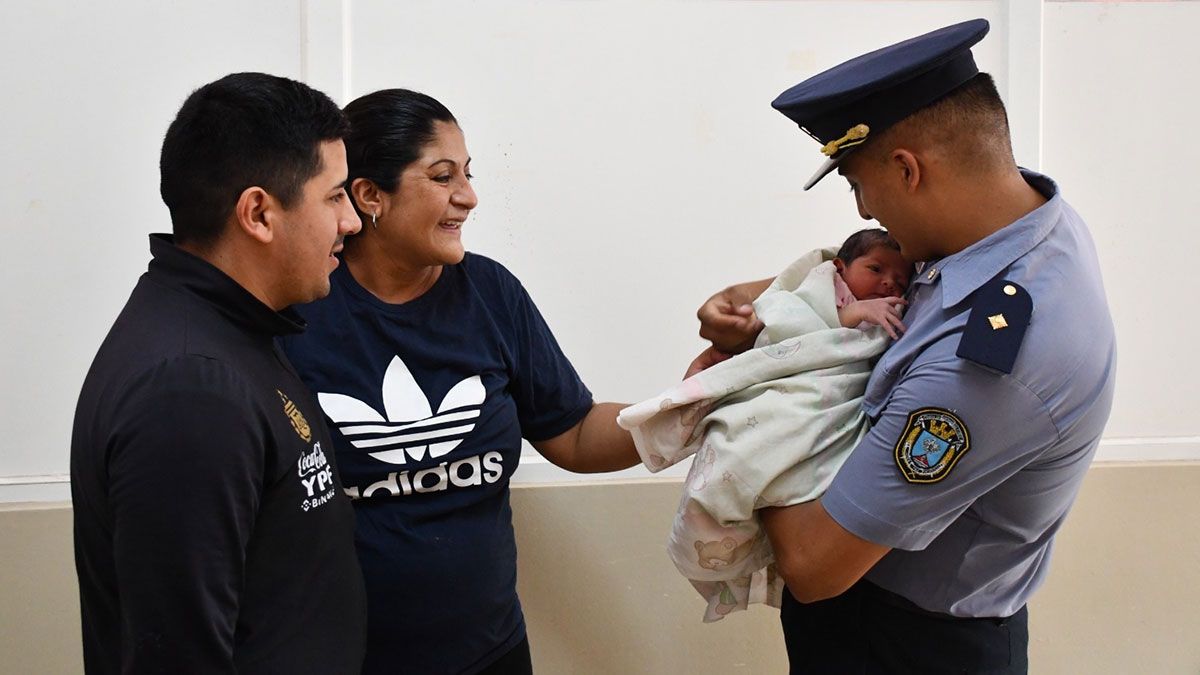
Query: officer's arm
768 354 1059 605
759 499 891 603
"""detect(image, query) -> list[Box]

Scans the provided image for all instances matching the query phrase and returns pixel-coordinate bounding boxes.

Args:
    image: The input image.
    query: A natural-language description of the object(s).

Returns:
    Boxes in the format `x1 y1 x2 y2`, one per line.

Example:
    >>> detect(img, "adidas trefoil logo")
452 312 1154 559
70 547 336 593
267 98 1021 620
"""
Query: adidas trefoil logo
318 356 484 465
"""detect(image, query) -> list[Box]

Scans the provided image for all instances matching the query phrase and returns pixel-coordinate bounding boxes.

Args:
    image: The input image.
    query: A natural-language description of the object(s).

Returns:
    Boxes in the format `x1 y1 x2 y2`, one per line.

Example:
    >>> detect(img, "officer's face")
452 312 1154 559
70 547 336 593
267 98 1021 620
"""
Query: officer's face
839 152 927 261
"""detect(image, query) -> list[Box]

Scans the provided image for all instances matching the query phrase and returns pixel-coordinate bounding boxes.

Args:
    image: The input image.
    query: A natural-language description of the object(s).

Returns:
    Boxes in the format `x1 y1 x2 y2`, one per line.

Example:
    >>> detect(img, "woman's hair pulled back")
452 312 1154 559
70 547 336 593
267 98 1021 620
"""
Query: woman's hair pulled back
343 89 457 218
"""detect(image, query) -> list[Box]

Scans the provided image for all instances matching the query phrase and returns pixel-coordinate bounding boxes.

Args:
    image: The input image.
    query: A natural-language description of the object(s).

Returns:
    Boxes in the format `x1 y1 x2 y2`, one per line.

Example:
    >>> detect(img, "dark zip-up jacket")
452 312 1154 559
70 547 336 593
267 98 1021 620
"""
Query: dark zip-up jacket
71 234 366 674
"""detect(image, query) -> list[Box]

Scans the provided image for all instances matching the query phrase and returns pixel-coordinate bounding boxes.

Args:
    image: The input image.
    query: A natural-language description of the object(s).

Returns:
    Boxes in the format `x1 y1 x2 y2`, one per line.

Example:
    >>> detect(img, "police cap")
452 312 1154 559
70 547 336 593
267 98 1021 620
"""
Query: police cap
772 18 990 190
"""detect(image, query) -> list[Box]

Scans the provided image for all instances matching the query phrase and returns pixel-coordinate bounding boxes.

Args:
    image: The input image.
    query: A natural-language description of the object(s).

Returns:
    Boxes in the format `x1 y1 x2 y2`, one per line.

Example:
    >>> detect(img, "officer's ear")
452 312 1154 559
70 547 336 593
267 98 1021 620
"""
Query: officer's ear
233 186 277 244
889 149 922 194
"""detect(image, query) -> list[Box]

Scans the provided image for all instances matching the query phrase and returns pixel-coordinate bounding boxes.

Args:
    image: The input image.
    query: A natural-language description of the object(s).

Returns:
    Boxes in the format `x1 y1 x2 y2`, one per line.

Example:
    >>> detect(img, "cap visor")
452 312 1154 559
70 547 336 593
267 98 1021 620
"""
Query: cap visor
803 155 842 191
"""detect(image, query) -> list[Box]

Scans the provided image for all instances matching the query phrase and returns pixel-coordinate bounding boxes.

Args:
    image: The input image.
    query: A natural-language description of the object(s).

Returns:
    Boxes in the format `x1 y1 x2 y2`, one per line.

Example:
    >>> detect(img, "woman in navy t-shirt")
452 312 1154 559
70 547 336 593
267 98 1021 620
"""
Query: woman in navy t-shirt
280 89 640 675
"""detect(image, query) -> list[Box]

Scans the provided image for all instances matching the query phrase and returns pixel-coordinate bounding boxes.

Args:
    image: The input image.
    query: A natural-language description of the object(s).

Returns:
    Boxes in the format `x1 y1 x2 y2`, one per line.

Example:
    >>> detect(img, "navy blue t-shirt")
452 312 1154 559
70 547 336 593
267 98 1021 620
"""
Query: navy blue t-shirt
281 253 592 674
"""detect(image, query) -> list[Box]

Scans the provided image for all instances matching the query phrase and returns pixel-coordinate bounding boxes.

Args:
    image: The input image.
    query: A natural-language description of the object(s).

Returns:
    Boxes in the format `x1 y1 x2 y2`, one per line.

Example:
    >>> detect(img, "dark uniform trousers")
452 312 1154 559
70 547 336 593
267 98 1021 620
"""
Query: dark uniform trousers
780 580 1029 674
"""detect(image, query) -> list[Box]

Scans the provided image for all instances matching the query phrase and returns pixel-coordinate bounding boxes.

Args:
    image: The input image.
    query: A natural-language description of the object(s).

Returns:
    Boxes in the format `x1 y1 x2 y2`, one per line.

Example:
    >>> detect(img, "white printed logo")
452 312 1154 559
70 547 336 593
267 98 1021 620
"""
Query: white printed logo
298 441 336 511
317 356 485 465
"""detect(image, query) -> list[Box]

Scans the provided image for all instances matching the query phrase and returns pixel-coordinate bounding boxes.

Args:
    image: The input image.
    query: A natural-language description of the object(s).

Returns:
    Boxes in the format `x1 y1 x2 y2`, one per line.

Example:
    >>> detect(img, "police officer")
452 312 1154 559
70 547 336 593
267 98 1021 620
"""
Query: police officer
694 19 1116 673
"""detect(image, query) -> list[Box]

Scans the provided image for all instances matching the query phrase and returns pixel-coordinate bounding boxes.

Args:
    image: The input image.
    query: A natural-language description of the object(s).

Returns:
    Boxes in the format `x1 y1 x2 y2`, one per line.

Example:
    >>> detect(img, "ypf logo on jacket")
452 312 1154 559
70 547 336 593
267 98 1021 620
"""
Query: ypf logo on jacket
279 390 337 511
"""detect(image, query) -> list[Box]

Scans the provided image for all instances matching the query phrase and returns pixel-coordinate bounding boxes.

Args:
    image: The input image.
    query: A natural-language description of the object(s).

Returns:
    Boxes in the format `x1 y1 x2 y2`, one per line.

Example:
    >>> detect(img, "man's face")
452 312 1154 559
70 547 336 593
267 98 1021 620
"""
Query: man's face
839 152 929 262
276 140 361 306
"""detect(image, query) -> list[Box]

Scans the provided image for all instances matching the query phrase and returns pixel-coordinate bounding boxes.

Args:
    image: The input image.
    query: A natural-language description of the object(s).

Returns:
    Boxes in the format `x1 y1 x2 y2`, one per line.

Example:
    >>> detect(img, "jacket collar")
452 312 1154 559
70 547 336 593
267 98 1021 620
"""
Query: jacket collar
147 233 306 336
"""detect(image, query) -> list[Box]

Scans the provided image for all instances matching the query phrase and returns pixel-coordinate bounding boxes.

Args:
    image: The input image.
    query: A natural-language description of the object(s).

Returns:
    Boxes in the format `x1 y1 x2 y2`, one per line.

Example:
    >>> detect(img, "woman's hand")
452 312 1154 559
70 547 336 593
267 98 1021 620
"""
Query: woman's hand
696 278 773 354
838 297 907 339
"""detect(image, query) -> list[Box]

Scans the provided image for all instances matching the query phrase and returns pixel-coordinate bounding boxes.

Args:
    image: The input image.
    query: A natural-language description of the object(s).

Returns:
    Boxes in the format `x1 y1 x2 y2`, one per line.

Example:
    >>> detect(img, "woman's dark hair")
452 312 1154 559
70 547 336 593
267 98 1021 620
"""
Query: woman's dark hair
835 228 901 264
342 89 457 218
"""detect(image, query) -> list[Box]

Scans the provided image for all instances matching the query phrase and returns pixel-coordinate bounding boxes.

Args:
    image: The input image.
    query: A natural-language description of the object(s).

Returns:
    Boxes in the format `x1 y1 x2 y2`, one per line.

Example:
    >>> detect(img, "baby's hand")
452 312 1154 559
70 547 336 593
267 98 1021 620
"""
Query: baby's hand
840 297 908 339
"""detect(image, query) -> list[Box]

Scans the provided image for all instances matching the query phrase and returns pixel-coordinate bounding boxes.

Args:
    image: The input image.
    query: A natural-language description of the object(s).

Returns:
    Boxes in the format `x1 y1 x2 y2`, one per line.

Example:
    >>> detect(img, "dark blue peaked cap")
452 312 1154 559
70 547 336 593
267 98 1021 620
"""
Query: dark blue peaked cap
773 18 990 190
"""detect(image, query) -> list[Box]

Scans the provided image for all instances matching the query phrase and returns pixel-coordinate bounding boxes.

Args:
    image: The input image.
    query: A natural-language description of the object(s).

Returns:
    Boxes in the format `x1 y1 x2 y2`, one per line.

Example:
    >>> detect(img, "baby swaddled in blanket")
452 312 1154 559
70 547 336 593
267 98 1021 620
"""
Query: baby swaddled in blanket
617 228 913 621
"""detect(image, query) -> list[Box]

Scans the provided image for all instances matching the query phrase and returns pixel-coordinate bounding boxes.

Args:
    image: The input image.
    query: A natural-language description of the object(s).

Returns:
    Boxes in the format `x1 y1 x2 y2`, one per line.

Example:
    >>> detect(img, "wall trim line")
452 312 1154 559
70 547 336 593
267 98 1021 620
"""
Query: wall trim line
7 438 1198 503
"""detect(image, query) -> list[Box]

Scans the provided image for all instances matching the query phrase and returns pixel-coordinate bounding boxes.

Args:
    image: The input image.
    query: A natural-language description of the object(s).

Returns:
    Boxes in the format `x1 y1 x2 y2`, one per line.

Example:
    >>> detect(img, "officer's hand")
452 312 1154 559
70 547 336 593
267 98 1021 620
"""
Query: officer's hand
684 346 734 379
841 297 908 339
697 281 770 354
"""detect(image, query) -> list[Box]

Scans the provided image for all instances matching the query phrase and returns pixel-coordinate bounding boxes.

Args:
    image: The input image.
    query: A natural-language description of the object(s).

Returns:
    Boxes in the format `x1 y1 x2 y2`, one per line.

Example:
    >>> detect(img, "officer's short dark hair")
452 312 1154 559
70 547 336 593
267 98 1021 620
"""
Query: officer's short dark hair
914 72 1010 145
836 228 901 264
160 72 350 248
342 89 457 220
865 73 1013 171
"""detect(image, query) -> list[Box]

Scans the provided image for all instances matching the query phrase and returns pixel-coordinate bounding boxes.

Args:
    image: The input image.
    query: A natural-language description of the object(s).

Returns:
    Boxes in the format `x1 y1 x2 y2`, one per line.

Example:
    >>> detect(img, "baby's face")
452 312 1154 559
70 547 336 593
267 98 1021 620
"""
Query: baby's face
839 246 912 299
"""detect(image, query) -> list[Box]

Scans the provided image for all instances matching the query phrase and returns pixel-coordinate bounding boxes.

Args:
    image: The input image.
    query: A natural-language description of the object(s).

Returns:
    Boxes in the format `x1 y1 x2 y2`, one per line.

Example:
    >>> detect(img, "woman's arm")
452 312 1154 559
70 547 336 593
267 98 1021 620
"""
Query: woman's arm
531 402 639 473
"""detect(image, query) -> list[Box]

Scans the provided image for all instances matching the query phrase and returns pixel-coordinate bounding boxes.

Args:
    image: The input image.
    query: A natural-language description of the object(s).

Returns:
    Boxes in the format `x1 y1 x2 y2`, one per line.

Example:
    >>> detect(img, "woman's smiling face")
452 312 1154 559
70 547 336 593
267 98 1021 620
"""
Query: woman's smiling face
383 120 478 267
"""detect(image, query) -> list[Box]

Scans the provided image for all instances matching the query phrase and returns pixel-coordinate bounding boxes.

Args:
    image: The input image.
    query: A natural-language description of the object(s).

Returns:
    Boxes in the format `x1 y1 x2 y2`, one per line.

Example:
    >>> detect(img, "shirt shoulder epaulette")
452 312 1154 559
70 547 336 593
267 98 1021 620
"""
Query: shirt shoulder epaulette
956 278 1032 374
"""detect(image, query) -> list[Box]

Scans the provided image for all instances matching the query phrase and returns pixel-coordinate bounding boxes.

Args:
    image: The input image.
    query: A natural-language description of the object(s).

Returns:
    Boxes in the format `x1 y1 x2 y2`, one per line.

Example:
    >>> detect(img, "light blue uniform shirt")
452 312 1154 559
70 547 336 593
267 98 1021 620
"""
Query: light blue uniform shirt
821 171 1116 618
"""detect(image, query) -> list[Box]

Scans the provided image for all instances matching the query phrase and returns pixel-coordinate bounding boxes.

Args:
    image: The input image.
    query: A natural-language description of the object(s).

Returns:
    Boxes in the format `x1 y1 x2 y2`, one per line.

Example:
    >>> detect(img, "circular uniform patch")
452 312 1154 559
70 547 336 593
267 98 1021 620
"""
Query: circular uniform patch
893 407 970 484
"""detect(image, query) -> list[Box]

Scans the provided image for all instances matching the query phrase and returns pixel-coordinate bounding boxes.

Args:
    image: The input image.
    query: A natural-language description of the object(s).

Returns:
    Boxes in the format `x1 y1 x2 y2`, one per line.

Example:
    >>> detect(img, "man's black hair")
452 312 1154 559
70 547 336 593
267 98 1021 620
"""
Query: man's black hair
159 72 350 247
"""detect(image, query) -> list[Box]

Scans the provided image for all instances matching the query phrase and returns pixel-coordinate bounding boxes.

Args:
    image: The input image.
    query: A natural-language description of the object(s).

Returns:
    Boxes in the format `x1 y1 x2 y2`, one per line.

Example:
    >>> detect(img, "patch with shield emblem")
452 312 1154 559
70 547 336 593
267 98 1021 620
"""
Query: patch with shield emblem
894 407 970 484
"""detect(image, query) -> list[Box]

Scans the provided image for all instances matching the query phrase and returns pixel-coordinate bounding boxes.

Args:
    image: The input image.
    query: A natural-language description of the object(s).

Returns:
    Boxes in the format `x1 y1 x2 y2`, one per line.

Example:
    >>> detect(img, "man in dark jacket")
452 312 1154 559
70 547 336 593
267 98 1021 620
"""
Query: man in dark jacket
71 72 365 674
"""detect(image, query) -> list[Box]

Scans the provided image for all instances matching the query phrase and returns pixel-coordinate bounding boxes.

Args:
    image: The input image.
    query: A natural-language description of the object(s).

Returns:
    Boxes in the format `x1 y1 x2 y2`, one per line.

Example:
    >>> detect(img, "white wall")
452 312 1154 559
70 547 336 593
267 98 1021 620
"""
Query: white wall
0 0 306 500
1042 1 1200 447
1 0 1195 500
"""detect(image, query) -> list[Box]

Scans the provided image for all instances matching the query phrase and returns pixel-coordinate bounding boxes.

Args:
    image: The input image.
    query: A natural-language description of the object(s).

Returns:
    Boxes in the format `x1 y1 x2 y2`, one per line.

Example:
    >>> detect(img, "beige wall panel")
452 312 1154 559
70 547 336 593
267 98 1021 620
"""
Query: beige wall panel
513 464 1200 674
1028 463 1200 673
4 464 1198 673
512 480 788 674
0 504 80 674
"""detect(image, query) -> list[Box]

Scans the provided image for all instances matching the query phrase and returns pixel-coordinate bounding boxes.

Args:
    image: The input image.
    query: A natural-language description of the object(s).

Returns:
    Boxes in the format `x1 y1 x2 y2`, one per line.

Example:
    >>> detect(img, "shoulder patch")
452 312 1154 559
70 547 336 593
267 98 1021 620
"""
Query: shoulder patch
894 407 971 484
277 389 313 442
956 278 1032 374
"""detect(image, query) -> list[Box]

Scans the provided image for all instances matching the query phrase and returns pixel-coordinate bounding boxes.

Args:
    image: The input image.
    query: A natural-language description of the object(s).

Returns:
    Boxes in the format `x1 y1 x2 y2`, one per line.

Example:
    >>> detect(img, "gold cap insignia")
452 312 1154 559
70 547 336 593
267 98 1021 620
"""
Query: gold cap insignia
820 123 870 157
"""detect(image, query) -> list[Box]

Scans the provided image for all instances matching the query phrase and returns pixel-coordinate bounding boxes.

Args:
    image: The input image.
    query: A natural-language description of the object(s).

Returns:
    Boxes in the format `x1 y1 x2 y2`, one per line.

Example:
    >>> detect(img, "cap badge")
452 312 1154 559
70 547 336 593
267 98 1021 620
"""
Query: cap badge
820 123 871 157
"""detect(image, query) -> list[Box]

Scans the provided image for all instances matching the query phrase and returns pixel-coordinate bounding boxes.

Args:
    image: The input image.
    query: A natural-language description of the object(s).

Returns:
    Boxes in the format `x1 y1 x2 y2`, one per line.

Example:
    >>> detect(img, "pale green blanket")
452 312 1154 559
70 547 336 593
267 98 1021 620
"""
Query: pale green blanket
617 247 892 621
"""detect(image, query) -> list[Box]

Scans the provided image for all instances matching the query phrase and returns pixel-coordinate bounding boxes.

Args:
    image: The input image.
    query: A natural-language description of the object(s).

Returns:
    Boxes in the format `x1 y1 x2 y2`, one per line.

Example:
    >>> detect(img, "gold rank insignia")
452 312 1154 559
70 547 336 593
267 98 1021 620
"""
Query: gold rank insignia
957 278 1032 374
277 390 312 442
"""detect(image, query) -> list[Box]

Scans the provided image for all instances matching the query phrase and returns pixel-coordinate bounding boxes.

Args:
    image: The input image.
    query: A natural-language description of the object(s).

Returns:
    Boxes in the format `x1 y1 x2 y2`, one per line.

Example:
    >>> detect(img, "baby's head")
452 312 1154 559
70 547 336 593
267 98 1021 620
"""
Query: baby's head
834 229 913 300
